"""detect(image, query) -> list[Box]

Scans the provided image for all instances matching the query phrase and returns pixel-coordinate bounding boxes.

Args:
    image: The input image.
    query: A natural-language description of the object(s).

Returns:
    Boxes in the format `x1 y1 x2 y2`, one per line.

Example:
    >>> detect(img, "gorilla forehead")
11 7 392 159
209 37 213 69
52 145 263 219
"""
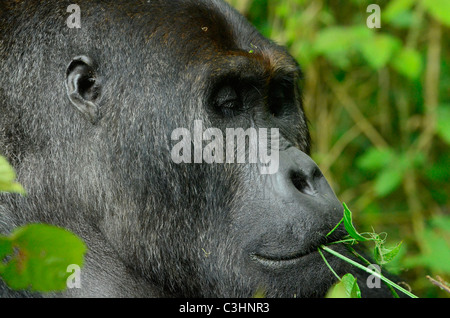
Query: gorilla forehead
127 0 300 79
97 1 305 130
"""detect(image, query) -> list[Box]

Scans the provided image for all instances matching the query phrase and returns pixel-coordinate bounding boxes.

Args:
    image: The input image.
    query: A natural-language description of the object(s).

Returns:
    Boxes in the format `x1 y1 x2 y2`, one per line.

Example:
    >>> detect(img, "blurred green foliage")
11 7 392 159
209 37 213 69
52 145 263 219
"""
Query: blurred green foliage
0 156 25 195
0 224 86 292
227 0 449 297
0 156 87 293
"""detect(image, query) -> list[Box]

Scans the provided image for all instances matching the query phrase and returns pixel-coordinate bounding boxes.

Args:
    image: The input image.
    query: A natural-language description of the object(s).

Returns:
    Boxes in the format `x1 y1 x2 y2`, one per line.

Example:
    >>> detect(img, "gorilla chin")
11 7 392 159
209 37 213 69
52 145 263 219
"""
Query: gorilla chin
0 0 394 298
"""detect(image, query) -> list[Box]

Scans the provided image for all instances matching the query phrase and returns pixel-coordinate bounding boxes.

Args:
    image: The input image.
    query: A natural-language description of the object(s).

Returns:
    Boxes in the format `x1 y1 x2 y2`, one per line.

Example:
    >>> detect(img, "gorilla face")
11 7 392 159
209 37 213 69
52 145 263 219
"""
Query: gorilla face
92 0 349 297
0 0 382 298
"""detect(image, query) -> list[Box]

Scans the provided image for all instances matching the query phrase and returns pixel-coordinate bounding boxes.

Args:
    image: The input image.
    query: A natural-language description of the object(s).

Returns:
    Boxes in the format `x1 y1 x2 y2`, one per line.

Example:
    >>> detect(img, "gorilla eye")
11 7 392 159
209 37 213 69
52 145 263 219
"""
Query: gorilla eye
269 78 295 118
212 85 243 116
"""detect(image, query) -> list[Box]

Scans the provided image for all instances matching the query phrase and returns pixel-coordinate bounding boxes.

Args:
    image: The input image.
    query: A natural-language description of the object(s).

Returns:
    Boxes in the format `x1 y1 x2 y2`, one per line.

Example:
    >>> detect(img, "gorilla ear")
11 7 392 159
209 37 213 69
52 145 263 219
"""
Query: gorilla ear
65 56 102 124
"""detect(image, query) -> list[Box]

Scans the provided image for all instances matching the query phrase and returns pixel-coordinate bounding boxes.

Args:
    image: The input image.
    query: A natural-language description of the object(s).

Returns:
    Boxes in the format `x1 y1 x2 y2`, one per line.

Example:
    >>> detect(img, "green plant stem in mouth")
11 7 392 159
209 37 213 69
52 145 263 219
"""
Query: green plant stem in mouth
320 245 418 298
318 247 341 282
326 218 344 238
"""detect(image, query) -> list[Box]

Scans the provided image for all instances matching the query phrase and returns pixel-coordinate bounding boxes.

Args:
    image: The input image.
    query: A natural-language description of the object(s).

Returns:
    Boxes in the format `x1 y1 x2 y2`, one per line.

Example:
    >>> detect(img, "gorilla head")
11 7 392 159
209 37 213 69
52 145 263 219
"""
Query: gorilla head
0 0 391 297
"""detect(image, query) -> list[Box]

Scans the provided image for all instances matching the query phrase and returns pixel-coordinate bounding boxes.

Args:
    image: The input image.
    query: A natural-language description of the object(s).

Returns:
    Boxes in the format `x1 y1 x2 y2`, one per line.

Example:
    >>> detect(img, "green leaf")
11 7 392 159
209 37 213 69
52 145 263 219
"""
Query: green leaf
384 0 417 27
0 237 13 262
425 153 450 182
436 105 450 145
291 40 316 67
430 215 450 233
253 287 266 298
374 168 404 197
0 181 26 195
1 224 87 292
373 153 415 197
358 34 401 69
322 246 418 298
357 147 394 172
374 241 403 265
326 274 361 298
403 215 450 273
422 0 450 26
314 27 353 54
358 149 414 197
0 156 26 195
313 26 371 68
343 203 368 242
391 48 423 79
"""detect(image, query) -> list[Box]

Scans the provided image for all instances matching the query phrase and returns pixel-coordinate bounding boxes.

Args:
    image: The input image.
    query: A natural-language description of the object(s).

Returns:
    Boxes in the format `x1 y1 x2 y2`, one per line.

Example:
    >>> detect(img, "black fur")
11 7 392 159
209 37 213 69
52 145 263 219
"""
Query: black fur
0 0 394 297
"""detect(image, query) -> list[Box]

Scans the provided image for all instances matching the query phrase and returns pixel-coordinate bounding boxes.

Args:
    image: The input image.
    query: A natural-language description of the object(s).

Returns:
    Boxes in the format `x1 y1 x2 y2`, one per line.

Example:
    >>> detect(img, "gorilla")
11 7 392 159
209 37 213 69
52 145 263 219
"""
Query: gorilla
0 0 394 297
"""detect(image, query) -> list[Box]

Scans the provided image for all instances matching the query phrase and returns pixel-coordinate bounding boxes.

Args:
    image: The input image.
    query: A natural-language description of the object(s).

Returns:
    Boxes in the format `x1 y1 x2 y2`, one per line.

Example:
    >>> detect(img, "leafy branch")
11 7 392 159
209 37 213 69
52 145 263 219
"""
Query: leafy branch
321 203 418 298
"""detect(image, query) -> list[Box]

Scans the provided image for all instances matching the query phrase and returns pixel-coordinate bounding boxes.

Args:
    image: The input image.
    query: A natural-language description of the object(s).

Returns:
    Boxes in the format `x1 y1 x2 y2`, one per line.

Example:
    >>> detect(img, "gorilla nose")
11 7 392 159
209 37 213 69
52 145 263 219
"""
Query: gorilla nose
271 147 335 200
251 147 344 266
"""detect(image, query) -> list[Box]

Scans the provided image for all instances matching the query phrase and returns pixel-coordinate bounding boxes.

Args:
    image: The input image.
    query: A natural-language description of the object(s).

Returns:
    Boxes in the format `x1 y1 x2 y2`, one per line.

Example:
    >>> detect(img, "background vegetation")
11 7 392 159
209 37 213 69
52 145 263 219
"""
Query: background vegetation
227 0 450 297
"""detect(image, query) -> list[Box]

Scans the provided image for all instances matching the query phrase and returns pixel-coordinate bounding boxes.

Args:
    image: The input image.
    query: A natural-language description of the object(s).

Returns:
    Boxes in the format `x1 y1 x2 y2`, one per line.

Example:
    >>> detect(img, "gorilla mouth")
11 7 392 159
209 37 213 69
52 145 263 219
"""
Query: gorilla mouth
250 236 343 269
251 249 317 268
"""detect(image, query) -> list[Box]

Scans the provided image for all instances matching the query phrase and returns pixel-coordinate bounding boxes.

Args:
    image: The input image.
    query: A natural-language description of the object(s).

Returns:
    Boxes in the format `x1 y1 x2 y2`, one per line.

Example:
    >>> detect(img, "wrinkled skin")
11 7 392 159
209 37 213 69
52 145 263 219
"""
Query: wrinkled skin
0 0 393 297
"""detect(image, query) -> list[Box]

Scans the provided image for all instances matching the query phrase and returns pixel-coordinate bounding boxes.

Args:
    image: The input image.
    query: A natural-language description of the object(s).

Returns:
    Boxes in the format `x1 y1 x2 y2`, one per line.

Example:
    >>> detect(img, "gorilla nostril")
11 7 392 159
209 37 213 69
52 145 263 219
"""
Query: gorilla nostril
290 170 317 196
312 166 324 180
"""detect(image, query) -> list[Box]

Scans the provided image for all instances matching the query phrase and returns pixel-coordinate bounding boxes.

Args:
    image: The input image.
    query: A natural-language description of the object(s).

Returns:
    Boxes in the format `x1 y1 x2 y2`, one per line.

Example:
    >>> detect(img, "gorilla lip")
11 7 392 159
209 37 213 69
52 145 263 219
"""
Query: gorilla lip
250 249 317 268
250 236 342 268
